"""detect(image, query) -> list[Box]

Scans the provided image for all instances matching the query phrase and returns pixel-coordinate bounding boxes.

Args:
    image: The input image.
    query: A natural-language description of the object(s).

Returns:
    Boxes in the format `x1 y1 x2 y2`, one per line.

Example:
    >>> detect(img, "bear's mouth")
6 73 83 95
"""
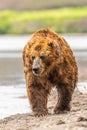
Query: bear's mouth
32 68 40 75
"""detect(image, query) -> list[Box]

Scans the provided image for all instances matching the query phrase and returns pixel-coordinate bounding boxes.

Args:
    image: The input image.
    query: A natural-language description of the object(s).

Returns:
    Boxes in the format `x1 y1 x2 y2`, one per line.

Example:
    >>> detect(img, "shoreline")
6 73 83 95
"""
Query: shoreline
0 82 87 120
0 89 87 130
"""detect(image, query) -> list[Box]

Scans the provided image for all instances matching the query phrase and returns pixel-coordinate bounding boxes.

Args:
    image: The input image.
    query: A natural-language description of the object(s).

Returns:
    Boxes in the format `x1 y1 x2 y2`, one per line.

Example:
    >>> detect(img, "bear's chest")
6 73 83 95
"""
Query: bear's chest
48 69 59 85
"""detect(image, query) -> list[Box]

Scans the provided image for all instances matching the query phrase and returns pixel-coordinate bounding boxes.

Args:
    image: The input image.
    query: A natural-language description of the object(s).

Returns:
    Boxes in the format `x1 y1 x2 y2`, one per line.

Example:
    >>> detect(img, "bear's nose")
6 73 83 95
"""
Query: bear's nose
32 68 39 74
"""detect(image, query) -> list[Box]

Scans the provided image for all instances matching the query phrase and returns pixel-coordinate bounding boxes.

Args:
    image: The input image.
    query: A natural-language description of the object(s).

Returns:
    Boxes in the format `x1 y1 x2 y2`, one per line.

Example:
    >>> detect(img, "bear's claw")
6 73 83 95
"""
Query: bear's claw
33 111 50 117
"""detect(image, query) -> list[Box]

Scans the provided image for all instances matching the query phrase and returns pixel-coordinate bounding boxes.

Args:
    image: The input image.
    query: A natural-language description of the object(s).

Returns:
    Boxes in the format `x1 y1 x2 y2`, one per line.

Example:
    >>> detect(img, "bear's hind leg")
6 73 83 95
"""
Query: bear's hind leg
54 84 73 114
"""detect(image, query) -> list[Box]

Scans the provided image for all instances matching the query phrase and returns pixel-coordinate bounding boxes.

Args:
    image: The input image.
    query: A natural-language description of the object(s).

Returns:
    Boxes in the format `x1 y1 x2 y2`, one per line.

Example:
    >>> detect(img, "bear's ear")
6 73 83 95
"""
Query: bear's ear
55 49 60 56
48 41 60 56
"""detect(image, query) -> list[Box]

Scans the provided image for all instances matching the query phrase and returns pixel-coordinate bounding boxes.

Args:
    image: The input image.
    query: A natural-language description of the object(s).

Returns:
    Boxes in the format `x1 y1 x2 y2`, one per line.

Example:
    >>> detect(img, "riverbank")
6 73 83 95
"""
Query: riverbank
0 87 87 130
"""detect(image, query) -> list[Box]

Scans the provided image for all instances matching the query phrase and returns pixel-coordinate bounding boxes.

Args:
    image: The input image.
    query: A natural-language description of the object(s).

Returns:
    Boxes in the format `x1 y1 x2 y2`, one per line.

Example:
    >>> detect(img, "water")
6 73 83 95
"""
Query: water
0 35 87 60
0 35 87 51
0 35 29 51
77 82 87 93
0 84 31 119
0 35 87 119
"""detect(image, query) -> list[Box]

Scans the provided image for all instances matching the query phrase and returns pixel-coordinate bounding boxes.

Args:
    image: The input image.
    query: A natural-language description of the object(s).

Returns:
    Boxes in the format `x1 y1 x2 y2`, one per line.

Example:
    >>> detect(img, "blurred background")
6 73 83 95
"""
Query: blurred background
0 0 87 34
0 0 87 119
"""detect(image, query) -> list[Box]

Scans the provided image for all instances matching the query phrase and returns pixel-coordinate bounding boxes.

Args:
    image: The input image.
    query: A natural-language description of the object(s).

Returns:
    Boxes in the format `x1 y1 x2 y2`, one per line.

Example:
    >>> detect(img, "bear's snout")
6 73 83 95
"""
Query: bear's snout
32 67 40 74
32 57 44 76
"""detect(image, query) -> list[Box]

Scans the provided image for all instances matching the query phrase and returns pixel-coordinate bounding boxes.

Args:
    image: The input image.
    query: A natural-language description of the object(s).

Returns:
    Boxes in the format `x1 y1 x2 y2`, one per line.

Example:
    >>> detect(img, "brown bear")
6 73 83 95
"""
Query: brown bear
23 29 78 116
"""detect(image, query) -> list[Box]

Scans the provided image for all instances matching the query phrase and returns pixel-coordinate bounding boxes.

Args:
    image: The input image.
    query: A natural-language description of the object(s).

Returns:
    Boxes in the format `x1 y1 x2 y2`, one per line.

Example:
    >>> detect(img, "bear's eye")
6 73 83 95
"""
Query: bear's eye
31 56 35 60
40 55 46 60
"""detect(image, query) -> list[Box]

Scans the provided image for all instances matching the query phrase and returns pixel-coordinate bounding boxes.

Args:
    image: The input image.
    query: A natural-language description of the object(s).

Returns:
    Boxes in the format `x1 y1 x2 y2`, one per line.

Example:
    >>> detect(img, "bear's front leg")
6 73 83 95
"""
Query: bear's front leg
54 84 73 114
27 85 49 116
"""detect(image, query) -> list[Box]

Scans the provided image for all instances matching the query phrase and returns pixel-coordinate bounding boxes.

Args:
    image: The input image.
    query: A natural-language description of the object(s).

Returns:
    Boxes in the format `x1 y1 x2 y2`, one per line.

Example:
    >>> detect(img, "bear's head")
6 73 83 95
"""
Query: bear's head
29 37 60 77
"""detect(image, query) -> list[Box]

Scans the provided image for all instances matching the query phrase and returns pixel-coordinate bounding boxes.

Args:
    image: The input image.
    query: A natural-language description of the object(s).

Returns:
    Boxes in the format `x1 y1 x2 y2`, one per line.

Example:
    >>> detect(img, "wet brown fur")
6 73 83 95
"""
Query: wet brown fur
23 29 78 116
